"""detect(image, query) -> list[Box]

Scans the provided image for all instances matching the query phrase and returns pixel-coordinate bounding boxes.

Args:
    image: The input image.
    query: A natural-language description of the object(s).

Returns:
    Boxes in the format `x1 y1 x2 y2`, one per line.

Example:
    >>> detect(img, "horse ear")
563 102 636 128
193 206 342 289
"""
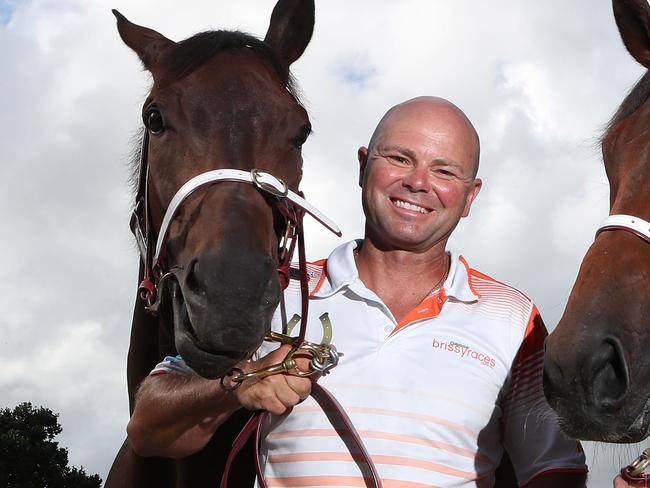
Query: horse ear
112 9 175 72
613 0 650 68
264 0 315 67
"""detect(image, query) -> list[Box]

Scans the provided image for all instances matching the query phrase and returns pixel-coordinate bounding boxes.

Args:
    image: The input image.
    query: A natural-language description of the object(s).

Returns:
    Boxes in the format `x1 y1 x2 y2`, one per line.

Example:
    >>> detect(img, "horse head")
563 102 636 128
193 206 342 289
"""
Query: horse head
544 0 650 442
115 0 315 379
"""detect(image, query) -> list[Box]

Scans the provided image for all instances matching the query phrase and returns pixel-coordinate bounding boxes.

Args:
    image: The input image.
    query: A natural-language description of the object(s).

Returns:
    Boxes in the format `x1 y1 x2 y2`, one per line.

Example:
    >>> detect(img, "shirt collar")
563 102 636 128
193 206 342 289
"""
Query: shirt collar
313 239 480 303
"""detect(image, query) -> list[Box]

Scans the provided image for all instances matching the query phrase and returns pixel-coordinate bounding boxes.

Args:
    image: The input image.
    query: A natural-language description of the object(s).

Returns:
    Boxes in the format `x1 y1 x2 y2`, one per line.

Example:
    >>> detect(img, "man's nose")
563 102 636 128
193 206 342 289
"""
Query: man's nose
402 165 430 192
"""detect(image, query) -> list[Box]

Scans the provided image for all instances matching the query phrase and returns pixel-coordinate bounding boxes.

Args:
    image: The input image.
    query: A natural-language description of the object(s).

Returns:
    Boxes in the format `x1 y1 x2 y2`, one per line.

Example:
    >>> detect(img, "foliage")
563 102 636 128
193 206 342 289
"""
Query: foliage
0 402 102 488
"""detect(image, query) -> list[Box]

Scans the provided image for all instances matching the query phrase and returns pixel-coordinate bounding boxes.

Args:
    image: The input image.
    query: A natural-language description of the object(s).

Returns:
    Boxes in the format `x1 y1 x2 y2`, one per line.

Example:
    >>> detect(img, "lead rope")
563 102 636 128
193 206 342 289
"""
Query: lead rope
220 217 382 488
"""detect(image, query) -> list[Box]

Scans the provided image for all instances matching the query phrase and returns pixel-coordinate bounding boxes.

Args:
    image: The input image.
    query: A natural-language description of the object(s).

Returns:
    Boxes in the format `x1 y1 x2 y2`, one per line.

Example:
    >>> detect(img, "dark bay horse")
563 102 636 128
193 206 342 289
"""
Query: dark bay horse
105 1 321 486
544 0 650 444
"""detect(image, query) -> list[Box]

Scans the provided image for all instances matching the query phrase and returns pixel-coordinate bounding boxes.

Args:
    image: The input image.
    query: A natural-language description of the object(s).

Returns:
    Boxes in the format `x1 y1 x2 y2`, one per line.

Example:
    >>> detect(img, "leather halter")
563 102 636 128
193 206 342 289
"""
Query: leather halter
129 130 341 308
596 214 650 243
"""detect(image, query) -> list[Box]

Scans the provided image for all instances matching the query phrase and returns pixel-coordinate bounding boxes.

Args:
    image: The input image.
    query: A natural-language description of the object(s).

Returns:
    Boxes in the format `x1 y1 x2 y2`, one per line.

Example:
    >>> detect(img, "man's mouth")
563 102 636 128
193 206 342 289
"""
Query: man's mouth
391 198 432 214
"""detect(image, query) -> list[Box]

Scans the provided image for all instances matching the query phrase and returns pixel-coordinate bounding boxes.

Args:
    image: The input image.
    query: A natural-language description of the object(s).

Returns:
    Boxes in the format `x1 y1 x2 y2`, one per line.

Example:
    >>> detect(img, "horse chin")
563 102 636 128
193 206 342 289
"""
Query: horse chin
555 397 650 443
167 277 254 379
618 399 650 443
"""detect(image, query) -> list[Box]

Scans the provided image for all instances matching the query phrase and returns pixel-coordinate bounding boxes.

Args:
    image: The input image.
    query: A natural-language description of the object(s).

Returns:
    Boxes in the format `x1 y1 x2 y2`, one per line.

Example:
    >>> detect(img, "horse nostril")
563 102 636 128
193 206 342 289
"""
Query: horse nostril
588 338 629 411
185 258 202 292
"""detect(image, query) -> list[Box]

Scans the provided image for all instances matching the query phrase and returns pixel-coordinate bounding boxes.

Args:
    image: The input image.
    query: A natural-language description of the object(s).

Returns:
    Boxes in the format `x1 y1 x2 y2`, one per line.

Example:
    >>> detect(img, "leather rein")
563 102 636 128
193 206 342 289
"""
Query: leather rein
129 131 383 488
596 215 650 484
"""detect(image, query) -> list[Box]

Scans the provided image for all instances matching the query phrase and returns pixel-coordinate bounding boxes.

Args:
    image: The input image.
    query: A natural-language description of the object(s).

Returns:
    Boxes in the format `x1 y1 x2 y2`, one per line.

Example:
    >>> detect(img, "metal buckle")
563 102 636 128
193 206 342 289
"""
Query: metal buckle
251 169 288 198
627 448 650 477
220 332 342 388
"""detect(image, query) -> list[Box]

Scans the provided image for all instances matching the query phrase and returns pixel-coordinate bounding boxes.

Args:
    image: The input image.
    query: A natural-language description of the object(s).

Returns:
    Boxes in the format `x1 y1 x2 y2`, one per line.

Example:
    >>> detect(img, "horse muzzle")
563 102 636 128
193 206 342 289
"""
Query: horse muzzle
167 251 281 379
544 333 650 442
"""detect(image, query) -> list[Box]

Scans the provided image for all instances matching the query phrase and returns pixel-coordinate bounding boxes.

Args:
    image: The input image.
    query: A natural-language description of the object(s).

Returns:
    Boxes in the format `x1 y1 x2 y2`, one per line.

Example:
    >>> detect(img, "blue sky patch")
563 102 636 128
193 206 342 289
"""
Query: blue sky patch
0 0 13 26
338 61 377 89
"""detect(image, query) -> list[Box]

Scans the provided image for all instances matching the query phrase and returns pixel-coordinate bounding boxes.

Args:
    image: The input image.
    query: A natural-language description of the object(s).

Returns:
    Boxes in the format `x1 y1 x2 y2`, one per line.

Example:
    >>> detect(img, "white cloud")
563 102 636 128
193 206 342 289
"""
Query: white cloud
1 0 649 484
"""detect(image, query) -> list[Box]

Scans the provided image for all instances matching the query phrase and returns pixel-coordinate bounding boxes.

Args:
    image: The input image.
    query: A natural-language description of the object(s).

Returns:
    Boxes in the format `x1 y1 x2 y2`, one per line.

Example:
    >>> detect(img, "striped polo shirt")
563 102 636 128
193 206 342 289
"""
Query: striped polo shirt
154 239 587 487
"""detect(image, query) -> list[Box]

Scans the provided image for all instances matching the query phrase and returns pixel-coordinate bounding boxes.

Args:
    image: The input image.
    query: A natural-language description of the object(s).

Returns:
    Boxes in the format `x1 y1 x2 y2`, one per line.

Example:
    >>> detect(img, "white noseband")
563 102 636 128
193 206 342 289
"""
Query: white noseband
596 214 650 243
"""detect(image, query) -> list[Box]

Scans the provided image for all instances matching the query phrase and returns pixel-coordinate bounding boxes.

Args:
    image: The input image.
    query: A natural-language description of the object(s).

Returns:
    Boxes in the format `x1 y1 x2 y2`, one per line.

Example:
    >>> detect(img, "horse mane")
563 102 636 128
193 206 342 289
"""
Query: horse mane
602 69 650 140
127 29 305 196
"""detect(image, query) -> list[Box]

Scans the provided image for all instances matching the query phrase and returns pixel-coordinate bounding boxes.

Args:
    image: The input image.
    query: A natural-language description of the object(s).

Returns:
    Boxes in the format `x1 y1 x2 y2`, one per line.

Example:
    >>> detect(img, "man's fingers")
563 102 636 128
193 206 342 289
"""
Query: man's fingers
613 475 643 487
234 343 314 413
286 375 313 401
274 381 302 408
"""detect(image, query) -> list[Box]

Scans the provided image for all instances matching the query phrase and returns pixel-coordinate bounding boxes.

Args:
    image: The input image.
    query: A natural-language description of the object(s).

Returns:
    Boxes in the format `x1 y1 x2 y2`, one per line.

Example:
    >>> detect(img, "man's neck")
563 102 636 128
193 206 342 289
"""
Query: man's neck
354 238 450 322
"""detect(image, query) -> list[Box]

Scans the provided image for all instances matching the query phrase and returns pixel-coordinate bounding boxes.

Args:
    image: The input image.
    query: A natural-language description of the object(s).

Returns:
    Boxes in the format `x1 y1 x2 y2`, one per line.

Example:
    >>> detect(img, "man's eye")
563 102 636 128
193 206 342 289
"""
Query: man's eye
434 168 456 178
389 155 408 164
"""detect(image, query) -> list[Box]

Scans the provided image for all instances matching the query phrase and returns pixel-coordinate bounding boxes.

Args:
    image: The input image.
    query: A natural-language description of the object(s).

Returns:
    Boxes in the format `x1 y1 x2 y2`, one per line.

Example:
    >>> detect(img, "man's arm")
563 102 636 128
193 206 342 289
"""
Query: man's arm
502 307 588 485
127 344 312 459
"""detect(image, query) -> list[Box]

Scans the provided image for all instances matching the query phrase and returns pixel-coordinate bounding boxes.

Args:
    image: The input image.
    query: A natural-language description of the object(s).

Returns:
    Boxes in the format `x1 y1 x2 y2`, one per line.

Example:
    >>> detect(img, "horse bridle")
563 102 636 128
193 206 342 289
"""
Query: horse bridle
130 131 384 488
596 214 650 244
130 131 341 308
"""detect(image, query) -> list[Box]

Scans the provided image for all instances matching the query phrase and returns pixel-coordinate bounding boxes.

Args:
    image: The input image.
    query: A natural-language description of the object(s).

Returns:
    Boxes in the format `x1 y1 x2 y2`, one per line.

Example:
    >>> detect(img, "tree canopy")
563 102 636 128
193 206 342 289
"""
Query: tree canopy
0 402 102 488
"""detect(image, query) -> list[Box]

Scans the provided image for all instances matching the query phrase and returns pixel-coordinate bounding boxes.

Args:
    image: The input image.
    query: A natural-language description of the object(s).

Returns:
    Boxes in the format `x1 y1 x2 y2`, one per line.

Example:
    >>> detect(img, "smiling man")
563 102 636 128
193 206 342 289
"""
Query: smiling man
127 97 588 487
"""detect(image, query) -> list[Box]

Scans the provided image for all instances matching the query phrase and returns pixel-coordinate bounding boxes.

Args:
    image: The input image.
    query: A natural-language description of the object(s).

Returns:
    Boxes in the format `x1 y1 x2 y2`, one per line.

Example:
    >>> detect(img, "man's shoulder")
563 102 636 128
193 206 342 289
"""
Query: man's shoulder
466 262 531 302
462 258 534 318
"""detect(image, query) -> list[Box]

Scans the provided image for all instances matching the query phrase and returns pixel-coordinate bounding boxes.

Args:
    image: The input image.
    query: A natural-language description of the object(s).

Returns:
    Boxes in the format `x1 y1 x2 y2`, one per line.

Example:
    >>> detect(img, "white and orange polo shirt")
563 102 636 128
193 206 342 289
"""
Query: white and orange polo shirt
154 239 587 487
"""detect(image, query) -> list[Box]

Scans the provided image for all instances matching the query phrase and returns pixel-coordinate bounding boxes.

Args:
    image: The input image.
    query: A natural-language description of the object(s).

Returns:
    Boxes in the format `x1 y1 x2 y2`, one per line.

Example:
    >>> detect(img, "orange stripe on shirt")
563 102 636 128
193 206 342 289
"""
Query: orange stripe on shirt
266 475 441 487
468 267 531 301
267 429 490 463
291 405 480 437
268 452 478 480
308 259 328 296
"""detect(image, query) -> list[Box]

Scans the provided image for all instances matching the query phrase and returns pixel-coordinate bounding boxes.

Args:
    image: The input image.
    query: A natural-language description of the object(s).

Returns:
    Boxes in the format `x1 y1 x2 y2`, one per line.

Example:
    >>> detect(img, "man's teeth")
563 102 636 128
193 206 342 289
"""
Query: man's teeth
393 199 429 213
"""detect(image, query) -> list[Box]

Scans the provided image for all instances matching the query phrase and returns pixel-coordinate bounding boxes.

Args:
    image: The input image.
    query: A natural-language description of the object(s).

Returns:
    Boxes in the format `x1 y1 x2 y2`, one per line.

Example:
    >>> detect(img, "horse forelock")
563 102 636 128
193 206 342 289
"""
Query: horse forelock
126 29 306 199
168 30 302 102
602 69 650 142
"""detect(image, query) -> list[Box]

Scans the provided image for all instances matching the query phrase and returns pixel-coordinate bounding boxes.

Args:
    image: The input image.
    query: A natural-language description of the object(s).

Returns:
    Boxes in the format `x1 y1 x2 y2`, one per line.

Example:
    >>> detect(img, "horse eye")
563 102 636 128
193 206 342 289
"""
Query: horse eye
143 107 165 135
294 124 312 149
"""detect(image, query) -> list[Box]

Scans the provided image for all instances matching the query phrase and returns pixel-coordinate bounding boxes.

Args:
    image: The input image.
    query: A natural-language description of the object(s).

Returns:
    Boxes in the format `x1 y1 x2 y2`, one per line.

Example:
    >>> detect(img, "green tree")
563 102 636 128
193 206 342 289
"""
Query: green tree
0 402 102 488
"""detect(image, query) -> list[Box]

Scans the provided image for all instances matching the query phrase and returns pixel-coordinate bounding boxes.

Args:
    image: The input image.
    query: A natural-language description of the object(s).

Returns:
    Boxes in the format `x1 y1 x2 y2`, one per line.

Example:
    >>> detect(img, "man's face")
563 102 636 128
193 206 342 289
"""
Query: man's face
359 103 481 252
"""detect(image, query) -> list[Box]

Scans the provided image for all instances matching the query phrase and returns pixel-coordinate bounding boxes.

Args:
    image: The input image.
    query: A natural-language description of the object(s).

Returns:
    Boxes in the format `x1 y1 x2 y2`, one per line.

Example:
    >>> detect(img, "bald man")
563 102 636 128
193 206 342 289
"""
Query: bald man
128 97 588 487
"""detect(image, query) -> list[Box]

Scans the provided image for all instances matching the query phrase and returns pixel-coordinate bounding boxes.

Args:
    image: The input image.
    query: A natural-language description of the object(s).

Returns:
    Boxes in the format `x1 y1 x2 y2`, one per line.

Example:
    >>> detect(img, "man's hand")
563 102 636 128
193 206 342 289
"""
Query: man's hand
614 474 647 487
235 344 314 415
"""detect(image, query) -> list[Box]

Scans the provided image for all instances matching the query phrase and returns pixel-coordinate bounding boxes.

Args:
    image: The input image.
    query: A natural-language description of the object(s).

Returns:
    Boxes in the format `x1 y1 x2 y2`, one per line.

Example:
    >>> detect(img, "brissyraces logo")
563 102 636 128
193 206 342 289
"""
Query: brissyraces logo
432 338 496 368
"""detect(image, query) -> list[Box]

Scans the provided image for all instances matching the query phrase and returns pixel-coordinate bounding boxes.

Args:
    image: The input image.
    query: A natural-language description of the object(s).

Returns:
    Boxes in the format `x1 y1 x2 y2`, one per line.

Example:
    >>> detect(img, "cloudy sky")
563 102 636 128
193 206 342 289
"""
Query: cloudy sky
1 0 648 485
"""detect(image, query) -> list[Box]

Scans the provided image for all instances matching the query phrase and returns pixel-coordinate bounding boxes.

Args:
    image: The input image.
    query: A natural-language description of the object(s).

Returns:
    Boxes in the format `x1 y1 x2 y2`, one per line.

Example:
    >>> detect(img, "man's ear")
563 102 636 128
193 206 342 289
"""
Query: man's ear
358 146 369 187
461 178 482 218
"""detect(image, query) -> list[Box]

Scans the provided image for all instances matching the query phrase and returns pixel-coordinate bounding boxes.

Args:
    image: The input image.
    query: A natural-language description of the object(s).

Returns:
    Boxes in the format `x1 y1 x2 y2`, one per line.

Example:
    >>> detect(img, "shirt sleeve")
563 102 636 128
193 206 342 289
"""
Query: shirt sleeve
502 305 588 485
149 355 197 376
